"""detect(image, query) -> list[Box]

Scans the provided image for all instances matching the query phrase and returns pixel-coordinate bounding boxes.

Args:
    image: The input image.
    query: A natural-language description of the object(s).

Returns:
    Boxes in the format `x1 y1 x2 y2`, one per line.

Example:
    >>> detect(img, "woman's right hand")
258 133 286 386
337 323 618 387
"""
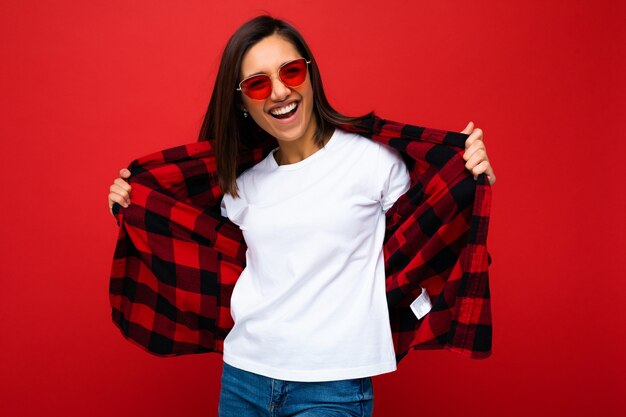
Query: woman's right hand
108 168 132 216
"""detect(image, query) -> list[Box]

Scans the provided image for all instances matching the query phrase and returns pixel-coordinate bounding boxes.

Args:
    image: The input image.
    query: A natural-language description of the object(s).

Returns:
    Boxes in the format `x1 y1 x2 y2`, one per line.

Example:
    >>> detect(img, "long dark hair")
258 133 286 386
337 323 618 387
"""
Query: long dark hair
198 15 373 198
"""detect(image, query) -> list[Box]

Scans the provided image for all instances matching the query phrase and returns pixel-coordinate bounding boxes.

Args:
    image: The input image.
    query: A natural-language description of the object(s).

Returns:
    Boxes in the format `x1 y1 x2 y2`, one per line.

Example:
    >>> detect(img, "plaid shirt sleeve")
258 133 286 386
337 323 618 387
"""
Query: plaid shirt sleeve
108 115 493 362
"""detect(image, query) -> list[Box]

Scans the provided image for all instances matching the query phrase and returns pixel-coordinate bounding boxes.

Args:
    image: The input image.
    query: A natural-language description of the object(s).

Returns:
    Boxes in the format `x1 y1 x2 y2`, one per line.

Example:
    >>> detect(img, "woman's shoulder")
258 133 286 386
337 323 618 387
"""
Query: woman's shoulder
336 128 403 162
236 150 274 179
334 128 382 155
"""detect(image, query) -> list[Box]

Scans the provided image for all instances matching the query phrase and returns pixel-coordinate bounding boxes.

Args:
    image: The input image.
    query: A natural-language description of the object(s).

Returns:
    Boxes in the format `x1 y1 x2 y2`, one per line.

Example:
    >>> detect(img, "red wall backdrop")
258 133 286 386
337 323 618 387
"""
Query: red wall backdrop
1 1 624 416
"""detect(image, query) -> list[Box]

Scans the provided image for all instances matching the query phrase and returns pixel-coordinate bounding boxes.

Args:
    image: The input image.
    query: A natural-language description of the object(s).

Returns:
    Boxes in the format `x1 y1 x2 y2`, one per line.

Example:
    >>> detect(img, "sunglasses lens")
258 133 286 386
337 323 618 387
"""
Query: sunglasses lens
240 75 271 99
279 59 308 87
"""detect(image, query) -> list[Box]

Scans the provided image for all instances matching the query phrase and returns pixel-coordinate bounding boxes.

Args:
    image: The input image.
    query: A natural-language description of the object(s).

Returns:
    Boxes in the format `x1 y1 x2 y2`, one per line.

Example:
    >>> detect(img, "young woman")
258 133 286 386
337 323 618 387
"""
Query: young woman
107 15 496 417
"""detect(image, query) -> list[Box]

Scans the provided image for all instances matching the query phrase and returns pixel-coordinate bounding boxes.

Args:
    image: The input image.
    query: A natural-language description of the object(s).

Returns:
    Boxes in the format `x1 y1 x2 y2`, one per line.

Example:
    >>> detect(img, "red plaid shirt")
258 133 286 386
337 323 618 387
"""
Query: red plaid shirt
109 115 493 363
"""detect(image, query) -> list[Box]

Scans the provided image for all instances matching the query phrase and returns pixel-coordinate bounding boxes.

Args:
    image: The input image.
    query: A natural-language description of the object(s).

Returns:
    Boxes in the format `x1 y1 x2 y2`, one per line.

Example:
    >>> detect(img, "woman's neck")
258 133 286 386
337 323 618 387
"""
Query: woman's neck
274 131 332 166
273 119 333 166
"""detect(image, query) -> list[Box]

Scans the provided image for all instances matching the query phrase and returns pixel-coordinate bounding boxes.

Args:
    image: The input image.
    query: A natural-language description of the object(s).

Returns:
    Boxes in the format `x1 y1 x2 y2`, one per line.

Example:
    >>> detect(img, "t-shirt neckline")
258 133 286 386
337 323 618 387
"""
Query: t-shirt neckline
269 128 338 171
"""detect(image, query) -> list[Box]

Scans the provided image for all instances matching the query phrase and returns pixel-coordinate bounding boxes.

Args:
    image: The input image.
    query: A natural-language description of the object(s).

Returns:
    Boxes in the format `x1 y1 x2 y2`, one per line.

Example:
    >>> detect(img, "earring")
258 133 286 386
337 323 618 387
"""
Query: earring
243 109 248 118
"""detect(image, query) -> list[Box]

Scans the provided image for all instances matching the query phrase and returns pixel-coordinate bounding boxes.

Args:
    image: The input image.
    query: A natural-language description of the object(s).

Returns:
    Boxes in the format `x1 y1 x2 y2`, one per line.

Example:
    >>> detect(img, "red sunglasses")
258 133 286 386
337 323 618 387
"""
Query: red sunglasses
236 58 311 100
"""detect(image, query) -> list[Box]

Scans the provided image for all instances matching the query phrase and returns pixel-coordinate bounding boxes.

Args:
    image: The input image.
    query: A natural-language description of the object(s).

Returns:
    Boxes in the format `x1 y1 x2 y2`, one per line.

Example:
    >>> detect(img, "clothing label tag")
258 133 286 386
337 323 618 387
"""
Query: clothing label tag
410 287 432 320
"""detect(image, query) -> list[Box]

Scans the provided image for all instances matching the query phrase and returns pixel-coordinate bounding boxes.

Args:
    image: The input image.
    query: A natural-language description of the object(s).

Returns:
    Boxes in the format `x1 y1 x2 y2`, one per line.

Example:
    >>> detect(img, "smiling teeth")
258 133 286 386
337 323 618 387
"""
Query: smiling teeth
271 102 297 115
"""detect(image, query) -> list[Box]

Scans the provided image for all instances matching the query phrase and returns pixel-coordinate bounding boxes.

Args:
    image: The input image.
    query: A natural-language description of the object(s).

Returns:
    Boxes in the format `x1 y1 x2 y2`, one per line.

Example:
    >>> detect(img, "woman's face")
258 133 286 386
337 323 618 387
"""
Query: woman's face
239 34 316 145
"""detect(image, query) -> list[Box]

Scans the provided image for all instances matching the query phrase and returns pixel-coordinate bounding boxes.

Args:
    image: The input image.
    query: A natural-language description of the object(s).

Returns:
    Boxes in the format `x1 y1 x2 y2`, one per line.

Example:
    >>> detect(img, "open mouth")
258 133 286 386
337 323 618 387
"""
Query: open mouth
270 102 299 119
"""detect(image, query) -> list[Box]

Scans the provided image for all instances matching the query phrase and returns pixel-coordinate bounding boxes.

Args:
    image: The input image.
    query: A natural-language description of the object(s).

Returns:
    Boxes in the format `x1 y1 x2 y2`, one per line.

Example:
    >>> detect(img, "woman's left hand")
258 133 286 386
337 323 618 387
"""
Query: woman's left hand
461 121 496 186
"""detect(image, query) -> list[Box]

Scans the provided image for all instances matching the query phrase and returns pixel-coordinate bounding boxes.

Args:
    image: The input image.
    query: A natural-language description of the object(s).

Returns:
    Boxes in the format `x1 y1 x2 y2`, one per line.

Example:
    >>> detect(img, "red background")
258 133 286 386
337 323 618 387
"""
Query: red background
1 1 624 416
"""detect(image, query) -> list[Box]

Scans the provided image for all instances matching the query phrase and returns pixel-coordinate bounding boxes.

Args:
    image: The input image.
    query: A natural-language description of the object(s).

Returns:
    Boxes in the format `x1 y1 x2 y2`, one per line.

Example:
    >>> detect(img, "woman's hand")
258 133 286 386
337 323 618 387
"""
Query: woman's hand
108 168 132 216
461 122 496 186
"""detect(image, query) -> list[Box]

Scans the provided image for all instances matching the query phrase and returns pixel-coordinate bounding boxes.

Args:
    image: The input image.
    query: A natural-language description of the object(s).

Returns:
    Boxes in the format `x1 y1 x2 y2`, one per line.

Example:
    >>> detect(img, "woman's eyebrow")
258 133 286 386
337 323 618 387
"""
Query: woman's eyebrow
242 58 300 79
244 70 266 78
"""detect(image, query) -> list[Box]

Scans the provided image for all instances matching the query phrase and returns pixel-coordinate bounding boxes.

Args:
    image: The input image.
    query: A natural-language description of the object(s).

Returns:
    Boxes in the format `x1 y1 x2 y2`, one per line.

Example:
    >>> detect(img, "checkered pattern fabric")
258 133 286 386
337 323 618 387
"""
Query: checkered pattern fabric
109 115 493 363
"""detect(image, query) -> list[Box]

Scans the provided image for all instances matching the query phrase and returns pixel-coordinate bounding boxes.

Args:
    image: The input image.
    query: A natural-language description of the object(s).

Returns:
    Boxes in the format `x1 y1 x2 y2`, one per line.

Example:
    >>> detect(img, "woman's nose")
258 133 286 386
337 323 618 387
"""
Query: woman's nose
269 76 291 102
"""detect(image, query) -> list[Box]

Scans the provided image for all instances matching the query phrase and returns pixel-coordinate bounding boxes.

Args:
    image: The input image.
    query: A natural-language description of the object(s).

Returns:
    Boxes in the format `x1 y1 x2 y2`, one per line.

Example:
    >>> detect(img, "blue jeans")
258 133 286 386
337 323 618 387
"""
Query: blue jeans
218 362 374 416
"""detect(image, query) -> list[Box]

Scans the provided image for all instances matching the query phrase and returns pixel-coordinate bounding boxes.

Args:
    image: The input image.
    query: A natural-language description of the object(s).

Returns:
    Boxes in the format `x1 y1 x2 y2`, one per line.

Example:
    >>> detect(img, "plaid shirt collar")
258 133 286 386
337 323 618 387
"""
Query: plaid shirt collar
109 115 493 362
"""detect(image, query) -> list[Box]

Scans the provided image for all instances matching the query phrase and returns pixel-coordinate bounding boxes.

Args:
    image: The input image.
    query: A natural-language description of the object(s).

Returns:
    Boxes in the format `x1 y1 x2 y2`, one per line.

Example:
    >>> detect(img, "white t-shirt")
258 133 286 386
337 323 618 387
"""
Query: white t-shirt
220 128 411 382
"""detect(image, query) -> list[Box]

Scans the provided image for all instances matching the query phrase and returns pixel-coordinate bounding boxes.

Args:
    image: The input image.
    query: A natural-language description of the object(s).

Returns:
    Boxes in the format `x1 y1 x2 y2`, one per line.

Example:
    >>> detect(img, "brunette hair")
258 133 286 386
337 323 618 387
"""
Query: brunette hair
198 15 372 198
